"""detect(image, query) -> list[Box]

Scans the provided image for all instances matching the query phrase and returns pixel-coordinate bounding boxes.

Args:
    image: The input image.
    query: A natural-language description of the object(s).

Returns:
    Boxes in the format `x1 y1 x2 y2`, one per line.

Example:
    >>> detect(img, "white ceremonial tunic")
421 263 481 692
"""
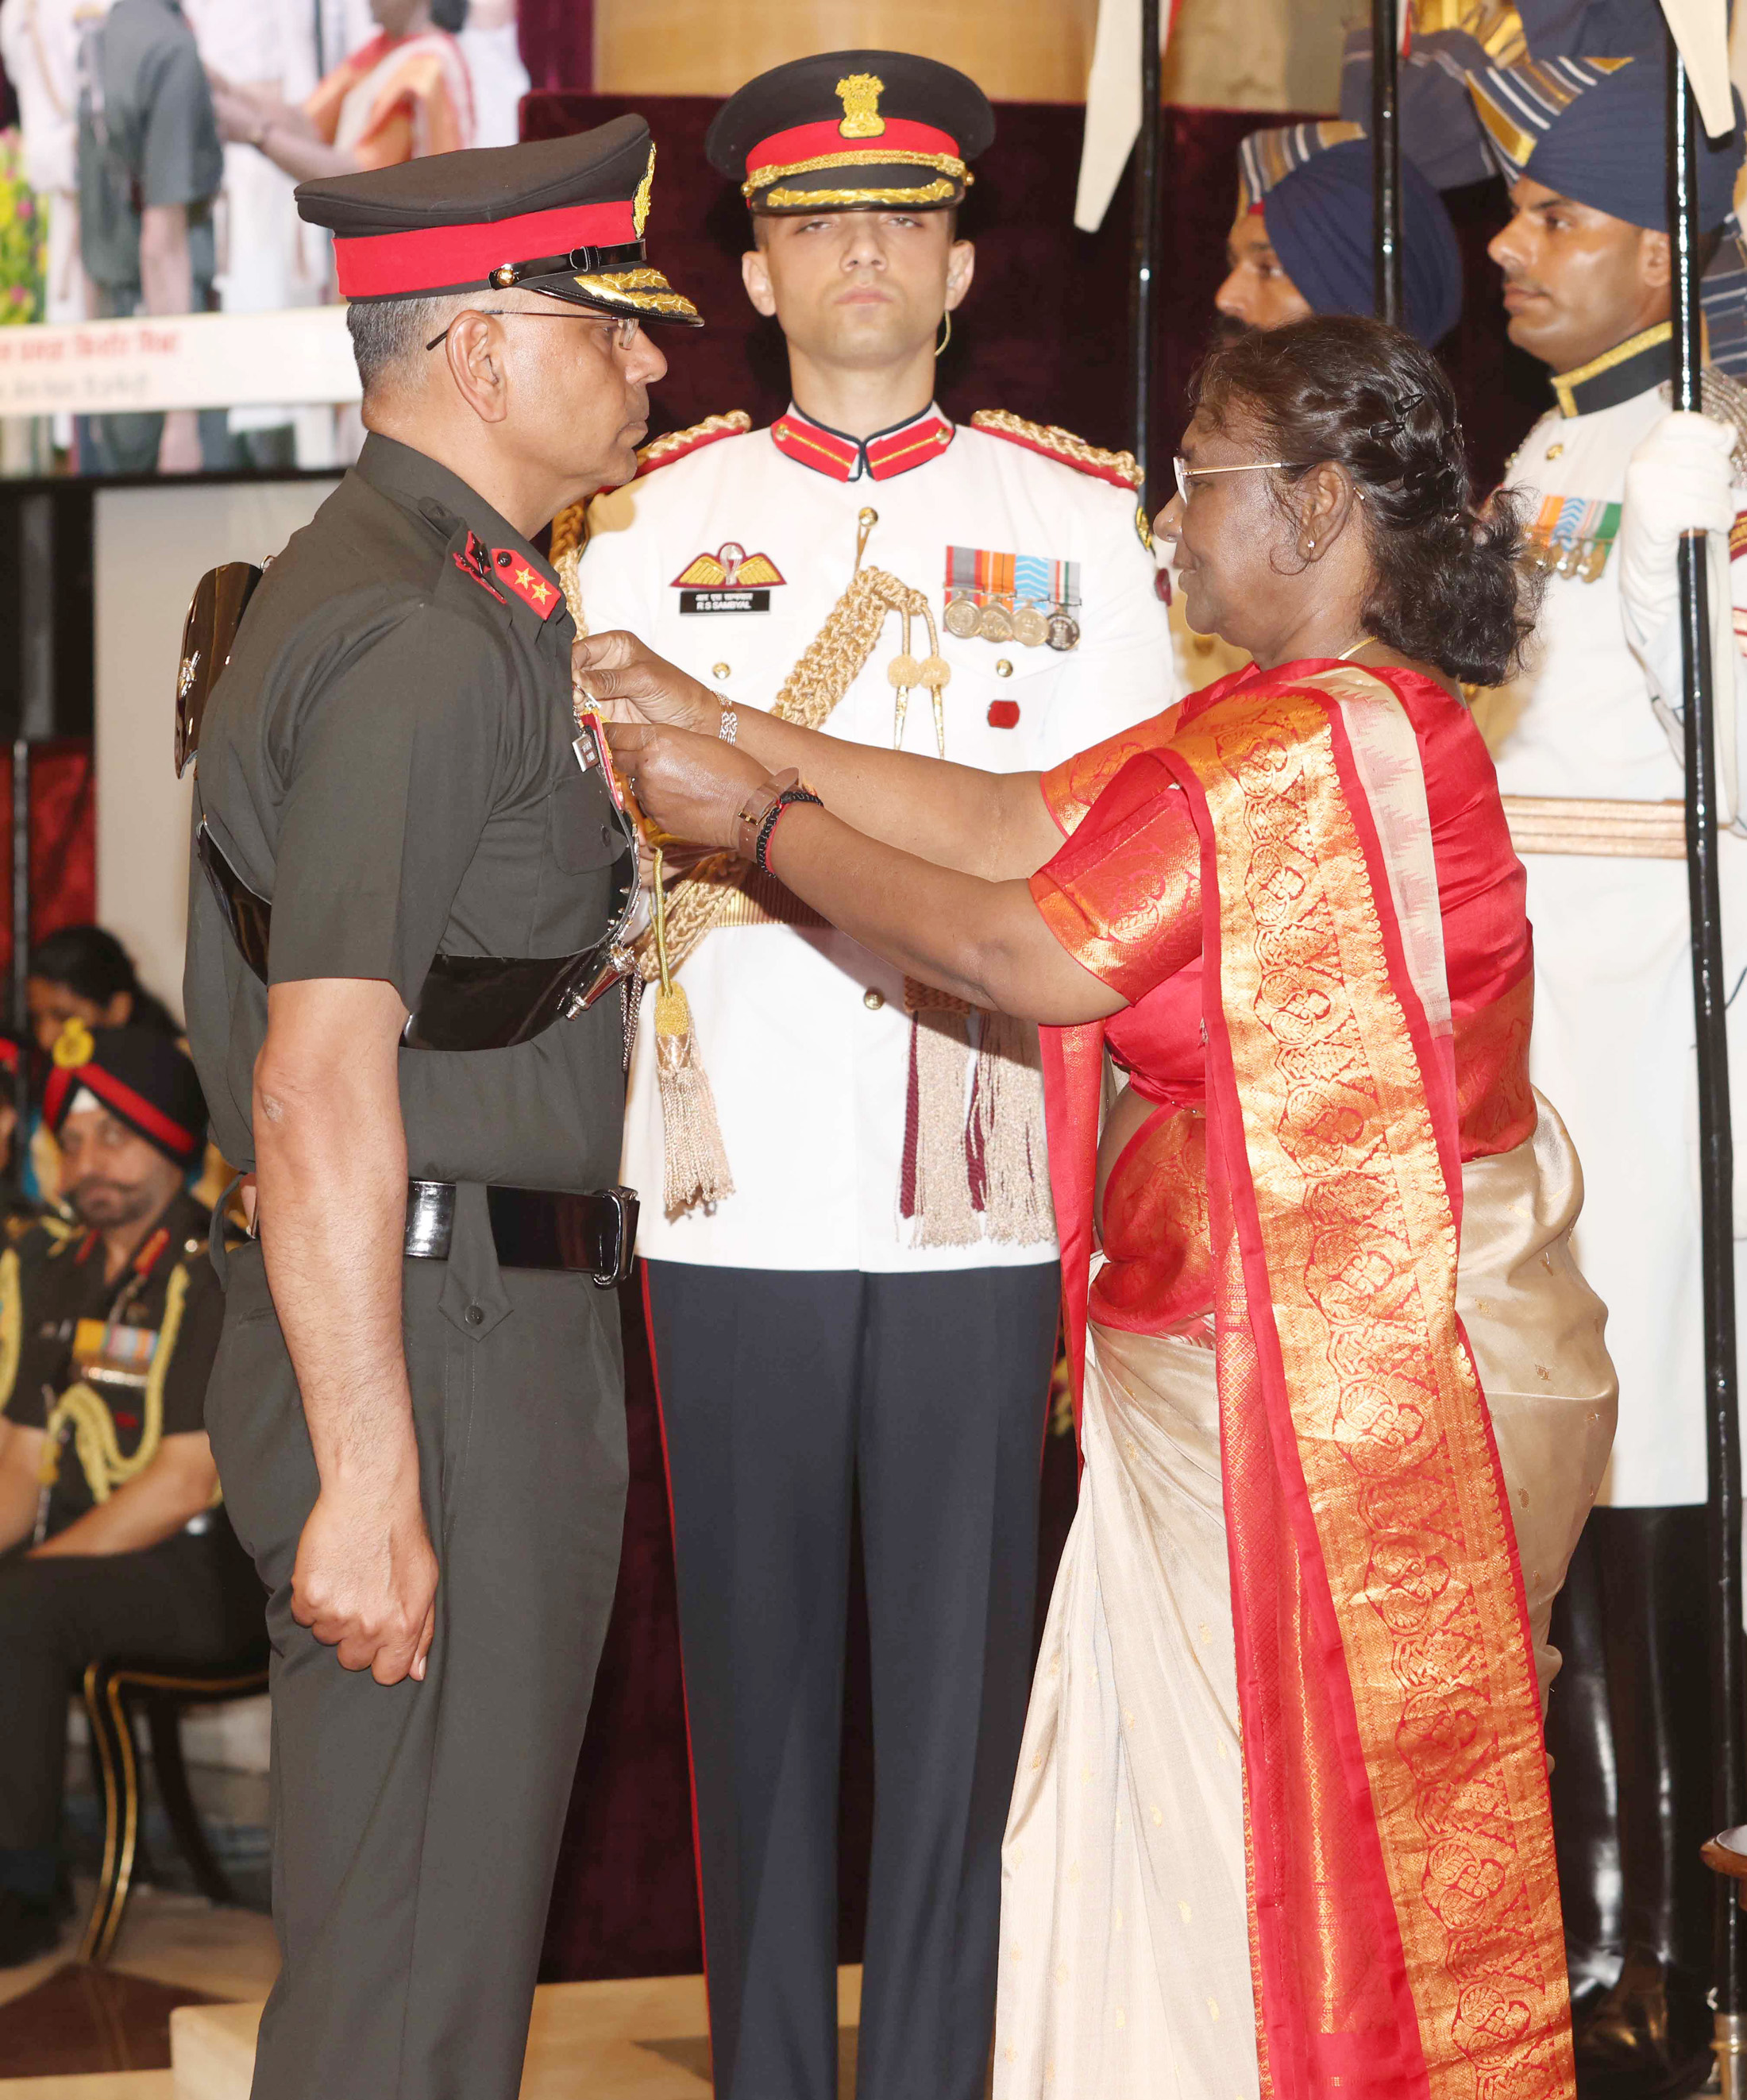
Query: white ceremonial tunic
1482 352 1747 1507
579 404 1176 1274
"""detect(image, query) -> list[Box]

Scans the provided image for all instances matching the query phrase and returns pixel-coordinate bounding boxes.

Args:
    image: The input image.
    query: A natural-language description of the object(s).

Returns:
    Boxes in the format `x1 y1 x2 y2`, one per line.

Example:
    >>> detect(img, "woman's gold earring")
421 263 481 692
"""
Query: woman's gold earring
935 310 952 360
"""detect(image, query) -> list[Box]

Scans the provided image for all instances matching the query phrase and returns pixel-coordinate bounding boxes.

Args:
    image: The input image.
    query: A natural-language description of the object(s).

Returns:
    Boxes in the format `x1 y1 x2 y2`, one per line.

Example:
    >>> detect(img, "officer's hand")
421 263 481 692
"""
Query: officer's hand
607 721 773 851
574 631 719 733
291 1483 439 1685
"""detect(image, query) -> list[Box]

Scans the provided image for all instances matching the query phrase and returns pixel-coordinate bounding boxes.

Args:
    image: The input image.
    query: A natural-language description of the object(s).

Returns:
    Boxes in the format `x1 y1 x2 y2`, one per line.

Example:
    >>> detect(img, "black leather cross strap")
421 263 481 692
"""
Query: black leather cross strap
404 1179 638 1287
198 821 635 1052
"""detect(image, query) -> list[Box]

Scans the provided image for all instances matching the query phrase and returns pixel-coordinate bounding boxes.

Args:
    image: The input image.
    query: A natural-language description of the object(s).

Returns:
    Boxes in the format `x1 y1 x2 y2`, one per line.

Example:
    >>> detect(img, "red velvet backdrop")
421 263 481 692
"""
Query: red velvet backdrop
516 0 592 94
0 743 96 979
531 91 1556 1988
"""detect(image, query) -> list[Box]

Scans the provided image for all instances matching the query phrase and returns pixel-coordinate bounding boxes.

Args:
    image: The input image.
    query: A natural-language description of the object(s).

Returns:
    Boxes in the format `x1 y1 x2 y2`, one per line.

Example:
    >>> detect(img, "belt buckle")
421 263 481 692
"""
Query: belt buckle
591 1184 639 1289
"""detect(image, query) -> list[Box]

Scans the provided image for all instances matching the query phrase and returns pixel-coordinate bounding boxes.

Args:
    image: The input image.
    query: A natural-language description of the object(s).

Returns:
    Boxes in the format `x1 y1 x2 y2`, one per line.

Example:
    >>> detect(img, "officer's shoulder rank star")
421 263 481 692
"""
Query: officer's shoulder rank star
488 550 564 619
970 409 1151 546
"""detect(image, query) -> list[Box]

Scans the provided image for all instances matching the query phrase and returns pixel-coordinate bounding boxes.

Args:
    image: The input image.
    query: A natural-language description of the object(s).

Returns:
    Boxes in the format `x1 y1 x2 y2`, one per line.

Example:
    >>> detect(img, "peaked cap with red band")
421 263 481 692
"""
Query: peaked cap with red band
295 114 703 325
706 50 993 215
44 1024 207 1167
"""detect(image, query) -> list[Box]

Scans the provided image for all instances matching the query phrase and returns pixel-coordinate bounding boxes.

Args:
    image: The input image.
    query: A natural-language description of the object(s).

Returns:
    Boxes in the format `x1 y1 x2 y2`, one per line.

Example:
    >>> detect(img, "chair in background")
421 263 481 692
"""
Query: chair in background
78 1643 271 1965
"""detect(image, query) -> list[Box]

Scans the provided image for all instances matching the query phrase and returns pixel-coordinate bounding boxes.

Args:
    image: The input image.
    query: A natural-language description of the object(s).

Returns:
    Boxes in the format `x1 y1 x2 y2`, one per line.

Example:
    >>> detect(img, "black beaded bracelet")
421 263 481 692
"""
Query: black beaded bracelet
755 786 823 874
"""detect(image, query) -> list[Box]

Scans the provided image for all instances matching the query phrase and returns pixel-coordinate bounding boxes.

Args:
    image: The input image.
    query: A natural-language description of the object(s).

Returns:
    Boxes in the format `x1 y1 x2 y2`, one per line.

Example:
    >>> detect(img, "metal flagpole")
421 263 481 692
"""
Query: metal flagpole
1667 29 1747 2090
1371 0 1402 326
1131 0 1163 512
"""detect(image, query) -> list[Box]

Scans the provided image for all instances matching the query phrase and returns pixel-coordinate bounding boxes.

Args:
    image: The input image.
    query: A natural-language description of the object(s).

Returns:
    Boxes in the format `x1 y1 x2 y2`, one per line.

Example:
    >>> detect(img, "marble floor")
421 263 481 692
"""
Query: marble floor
0 1893 866 2098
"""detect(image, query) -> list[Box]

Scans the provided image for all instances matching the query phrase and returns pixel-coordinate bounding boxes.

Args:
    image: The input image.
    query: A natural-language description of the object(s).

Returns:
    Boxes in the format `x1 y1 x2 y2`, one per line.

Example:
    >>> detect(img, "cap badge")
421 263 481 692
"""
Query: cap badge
835 72 887 139
633 144 656 238
53 1017 96 1070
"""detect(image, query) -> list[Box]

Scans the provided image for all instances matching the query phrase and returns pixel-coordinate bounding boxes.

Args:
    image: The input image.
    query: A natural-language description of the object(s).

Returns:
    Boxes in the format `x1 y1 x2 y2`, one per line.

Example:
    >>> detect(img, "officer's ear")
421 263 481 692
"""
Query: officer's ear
945 237 975 313
1639 226 1673 296
741 243 778 320
442 307 512 425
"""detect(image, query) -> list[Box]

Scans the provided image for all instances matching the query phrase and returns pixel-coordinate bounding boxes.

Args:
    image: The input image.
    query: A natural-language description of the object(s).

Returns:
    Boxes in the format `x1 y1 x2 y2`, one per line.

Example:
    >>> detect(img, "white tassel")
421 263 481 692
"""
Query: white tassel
654 979 735 1215
970 1010 1054 1245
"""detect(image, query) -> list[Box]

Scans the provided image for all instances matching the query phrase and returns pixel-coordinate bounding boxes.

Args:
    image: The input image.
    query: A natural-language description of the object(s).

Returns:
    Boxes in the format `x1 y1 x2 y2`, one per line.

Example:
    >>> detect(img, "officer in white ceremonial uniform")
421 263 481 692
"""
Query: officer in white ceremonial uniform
1454 48 1747 2087
573 52 1172 2100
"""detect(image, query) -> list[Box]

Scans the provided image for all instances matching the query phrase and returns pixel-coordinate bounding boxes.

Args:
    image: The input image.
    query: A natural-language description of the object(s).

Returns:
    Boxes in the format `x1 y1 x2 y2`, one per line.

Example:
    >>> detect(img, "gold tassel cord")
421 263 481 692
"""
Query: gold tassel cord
640 565 950 987
650 845 735 1214
551 492 736 1208
0 1249 21 1413
40 1262 187 1505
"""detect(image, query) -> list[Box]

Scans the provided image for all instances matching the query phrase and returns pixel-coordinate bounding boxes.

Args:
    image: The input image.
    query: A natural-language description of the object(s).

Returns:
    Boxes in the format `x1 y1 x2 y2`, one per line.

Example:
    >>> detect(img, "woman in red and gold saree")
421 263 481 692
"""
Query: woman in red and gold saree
210 0 474 193
596 316 1614 2100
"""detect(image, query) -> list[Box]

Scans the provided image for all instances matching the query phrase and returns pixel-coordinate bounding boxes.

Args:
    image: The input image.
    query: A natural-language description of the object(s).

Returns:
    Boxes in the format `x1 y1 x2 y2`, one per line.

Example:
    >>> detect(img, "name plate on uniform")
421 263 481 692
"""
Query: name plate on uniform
680 588 773 616
673 543 784 616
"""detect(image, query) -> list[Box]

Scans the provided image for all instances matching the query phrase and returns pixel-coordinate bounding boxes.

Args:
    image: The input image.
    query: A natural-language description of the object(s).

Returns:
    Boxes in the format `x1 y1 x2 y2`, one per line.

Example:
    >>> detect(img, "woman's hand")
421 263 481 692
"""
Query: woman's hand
574 631 720 733
608 722 775 852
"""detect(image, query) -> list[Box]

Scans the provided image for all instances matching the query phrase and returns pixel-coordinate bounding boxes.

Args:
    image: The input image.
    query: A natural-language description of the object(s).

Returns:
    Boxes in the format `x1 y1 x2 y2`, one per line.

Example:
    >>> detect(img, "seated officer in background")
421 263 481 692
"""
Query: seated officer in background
572 50 1170 2100
0 1024 258 1967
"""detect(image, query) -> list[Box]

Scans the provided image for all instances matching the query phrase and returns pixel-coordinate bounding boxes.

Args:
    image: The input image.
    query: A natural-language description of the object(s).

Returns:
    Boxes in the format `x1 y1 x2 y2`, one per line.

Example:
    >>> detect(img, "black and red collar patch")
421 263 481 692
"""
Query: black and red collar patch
772 403 953 484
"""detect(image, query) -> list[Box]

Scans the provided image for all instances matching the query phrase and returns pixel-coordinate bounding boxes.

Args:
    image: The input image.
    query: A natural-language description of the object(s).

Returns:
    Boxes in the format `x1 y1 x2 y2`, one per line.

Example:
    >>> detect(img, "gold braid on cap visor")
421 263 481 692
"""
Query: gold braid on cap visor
569 266 700 319
742 147 970 199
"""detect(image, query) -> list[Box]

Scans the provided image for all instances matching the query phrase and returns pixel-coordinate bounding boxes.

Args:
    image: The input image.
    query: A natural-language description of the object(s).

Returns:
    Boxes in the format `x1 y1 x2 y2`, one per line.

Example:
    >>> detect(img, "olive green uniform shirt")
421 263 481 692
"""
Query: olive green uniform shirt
182 435 627 1313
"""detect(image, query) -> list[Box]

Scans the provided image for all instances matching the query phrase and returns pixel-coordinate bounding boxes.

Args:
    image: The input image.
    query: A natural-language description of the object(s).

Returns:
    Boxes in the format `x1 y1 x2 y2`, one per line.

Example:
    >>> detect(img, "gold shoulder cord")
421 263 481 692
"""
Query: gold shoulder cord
38 1262 187 1507
642 565 943 984
0 1248 21 1414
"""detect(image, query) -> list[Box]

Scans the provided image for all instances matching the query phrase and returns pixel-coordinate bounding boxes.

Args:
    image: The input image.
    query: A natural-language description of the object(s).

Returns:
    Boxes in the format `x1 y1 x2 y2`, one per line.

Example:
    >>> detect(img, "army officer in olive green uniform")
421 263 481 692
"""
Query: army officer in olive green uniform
0 1024 260 1968
180 122 701 2100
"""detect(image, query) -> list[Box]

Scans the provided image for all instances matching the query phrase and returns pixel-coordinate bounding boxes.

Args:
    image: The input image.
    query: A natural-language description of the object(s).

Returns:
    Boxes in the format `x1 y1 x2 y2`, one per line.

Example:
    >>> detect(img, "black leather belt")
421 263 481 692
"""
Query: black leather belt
404 1179 638 1287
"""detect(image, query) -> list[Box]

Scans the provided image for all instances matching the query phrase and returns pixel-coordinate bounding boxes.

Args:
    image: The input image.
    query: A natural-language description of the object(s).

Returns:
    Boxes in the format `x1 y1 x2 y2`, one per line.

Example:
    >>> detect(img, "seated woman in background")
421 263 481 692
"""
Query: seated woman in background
24 926 182 1204
25 925 179 1056
592 315 1616 2100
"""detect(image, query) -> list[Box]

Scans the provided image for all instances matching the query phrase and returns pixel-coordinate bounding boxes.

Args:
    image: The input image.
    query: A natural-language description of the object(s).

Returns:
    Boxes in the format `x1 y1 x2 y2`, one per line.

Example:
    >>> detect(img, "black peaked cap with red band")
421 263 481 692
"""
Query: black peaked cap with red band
295 114 703 325
706 51 993 216
44 1025 207 1168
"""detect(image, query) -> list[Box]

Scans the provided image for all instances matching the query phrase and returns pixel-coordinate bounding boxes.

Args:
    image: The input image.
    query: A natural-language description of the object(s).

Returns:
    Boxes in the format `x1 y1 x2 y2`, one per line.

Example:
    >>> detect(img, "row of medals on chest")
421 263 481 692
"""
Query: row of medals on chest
1512 436 1614 585
945 593 1082 650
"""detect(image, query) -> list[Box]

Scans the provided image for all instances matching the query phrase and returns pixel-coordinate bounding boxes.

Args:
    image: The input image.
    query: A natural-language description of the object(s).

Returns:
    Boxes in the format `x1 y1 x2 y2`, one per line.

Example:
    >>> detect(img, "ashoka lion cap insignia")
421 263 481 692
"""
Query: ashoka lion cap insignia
707 50 994 215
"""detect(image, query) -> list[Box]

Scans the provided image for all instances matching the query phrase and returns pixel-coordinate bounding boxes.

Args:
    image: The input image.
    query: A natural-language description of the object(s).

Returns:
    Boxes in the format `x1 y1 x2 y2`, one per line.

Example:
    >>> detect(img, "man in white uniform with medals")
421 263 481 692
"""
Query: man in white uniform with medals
571 51 1172 2100
1458 48 1747 2088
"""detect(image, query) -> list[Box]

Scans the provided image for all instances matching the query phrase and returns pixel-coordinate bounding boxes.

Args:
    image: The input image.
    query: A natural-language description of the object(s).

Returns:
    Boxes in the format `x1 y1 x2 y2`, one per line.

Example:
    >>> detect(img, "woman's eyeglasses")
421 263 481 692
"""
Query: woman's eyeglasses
426 311 643 353
1172 456 1288 505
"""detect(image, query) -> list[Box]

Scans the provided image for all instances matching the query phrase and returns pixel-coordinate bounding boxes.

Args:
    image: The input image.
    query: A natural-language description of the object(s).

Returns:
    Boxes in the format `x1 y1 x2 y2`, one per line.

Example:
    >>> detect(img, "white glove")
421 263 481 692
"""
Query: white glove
1618 409 1737 635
